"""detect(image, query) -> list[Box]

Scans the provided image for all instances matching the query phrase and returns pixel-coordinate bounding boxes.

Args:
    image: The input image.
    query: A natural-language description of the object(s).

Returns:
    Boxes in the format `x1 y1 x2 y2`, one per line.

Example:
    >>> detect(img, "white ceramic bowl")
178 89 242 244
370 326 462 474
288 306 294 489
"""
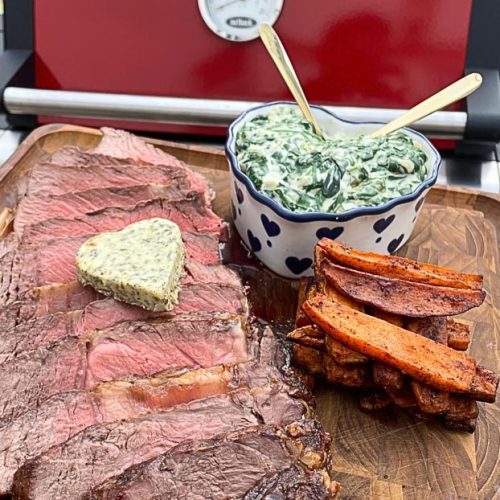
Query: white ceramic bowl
226 102 441 279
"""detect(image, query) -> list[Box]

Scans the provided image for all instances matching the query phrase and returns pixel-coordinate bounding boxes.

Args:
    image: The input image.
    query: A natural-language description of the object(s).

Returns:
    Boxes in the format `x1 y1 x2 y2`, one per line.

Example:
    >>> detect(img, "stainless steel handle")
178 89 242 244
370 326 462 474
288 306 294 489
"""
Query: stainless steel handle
3 87 468 139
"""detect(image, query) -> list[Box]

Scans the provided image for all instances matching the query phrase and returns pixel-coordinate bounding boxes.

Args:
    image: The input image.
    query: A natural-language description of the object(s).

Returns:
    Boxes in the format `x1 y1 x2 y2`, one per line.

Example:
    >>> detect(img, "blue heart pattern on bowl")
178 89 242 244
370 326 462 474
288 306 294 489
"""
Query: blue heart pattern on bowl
373 215 395 234
388 233 405 253
261 214 281 237
316 227 344 240
247 230 262 252
285 256 313 275
235 182 244 204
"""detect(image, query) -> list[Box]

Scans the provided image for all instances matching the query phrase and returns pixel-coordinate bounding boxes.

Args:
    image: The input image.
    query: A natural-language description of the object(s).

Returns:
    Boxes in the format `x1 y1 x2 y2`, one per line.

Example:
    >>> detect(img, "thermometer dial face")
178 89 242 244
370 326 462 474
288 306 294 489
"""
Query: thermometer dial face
198 0 284 42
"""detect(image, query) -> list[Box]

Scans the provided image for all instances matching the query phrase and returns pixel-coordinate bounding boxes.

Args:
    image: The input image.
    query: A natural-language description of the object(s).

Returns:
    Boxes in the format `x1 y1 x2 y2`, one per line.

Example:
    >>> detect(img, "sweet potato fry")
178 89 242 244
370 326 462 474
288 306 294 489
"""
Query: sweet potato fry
302 297 498 401
296 278 314 327
406 316 450 414
325 335 369 365
318 238 483 290
410 381 449 414
385 386 419 409
446 318 472 351
323 261 485 317
291 344 324 376
323 355 374 389
372 364 405 390
369 308 406 393
359 391 392 411
288 325 325 351
442 395 478 433
405 317 447 344
470 366 499 402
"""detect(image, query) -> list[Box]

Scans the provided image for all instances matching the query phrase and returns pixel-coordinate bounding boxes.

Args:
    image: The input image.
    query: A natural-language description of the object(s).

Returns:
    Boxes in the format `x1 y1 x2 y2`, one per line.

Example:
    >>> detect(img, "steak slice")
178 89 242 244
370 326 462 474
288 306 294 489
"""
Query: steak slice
0 327 308 495
1 274 248 364
85 313 249 386
0 337 86 421
0 313 248 419
14 184 199 235
3 231 228 306
94 127 211 198
0 391 101 495
27 162 190 198
21 197 224 244
244 466 339 500
87 420 333 500
12 387 307 500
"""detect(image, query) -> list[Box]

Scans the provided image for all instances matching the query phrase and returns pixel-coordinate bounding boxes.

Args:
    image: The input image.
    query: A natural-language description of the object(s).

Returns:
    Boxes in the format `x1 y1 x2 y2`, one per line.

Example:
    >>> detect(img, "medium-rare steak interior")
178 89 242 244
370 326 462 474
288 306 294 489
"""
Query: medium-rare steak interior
0 128 337 499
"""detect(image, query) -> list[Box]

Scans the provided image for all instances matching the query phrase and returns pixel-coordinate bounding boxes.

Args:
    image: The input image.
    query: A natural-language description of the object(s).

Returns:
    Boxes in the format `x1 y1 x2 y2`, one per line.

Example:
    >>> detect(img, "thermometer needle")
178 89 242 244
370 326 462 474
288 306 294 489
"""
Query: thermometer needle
216 0 246 10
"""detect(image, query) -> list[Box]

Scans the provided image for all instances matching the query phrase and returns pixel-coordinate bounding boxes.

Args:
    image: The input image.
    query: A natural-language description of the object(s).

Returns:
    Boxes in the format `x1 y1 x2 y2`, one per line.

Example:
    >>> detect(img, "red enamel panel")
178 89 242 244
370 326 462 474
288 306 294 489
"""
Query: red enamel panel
34 0 472 134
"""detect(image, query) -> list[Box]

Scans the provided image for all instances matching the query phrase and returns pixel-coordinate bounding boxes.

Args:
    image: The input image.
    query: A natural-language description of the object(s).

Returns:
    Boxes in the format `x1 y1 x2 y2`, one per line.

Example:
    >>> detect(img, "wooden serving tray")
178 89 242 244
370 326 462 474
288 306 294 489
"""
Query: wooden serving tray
1 124 499 500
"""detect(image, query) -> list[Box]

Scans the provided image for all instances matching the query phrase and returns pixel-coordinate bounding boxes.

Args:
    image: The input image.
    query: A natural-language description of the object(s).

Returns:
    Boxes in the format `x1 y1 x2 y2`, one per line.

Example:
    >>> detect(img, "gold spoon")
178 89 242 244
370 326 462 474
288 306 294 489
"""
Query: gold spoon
259 24 325 139
370 73 483 138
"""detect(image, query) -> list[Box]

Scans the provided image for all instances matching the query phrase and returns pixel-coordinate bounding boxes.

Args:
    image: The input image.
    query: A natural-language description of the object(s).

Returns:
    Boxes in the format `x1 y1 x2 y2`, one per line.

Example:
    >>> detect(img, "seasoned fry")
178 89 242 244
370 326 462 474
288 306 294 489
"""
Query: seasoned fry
372 364 405 390
405 317 447 344
410 381 449 414
288 325 325 351
291 344 324 376
446 318 472 351
323 355 373 389
359 391 392 411
302 297 498 400
385 386 419 409
470 366 499 403
325 335 369 365
318 238 483 290
406 316 450 414
296 278 314 327
369 308 406 395
323 261 485 317
442 395 479 433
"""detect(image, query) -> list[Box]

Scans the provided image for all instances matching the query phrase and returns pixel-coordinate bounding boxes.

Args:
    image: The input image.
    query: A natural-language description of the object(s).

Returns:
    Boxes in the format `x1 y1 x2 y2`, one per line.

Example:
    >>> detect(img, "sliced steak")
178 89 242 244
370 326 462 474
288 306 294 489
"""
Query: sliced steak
28 162 191 198
0 337 86 421
0 327 308 495
50 146 138 167
0 391 101 495
21 197 224 244
87 420 332 500
12 386 307 500
0 297 159 364
1 273 248 364
14 184 199 235
85 313 249 386
3 231 228 306
0 313 248 419
94 127 211 197
244 466 338 499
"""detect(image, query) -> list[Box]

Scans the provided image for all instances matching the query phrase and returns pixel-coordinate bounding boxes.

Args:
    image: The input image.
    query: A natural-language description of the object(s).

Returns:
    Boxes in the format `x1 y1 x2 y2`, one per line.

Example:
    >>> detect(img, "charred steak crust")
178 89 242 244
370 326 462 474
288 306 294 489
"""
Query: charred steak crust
86 420 333 500
12 388 308 500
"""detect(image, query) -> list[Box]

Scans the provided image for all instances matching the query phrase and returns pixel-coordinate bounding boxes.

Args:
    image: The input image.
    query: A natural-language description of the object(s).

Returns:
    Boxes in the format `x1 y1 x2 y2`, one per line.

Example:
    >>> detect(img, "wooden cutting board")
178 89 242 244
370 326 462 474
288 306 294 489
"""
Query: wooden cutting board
1 124 499 500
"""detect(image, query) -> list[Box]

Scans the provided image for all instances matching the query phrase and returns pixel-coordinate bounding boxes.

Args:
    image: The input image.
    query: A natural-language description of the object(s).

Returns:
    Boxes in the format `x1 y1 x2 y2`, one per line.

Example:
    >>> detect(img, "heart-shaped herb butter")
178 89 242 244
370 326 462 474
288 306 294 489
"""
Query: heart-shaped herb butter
76 218 185 311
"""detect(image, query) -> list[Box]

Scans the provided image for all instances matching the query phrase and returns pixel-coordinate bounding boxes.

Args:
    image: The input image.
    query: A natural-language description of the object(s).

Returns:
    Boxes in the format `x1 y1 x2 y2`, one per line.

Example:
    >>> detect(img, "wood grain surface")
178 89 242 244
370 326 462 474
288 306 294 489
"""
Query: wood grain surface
0 124 498 500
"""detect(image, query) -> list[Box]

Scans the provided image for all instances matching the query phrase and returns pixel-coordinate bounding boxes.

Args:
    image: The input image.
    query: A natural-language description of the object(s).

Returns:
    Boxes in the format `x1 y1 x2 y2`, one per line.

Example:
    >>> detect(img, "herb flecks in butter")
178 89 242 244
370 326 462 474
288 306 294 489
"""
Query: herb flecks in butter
76 218 185 312
235 106 429 213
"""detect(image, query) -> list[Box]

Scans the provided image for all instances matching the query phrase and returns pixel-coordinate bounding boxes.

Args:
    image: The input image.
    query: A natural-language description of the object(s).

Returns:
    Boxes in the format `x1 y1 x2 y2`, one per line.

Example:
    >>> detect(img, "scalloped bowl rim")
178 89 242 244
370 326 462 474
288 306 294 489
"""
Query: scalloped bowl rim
225 101 441 223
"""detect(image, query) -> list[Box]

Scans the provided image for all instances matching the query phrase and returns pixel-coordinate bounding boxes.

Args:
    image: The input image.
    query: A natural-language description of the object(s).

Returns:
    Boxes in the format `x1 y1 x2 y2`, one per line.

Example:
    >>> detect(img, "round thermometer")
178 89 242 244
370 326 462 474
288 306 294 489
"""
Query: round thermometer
198 0 284 42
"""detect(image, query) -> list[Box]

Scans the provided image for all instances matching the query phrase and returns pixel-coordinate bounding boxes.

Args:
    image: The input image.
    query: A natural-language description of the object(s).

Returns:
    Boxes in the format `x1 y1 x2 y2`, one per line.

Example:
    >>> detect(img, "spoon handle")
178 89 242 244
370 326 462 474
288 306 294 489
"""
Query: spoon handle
370 73 483 138
259 24 324 138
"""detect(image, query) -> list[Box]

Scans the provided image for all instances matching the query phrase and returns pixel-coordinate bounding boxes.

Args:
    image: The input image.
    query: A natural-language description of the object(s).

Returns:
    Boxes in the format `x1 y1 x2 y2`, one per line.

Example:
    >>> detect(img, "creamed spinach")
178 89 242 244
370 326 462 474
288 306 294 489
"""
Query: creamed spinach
235 106 429 213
